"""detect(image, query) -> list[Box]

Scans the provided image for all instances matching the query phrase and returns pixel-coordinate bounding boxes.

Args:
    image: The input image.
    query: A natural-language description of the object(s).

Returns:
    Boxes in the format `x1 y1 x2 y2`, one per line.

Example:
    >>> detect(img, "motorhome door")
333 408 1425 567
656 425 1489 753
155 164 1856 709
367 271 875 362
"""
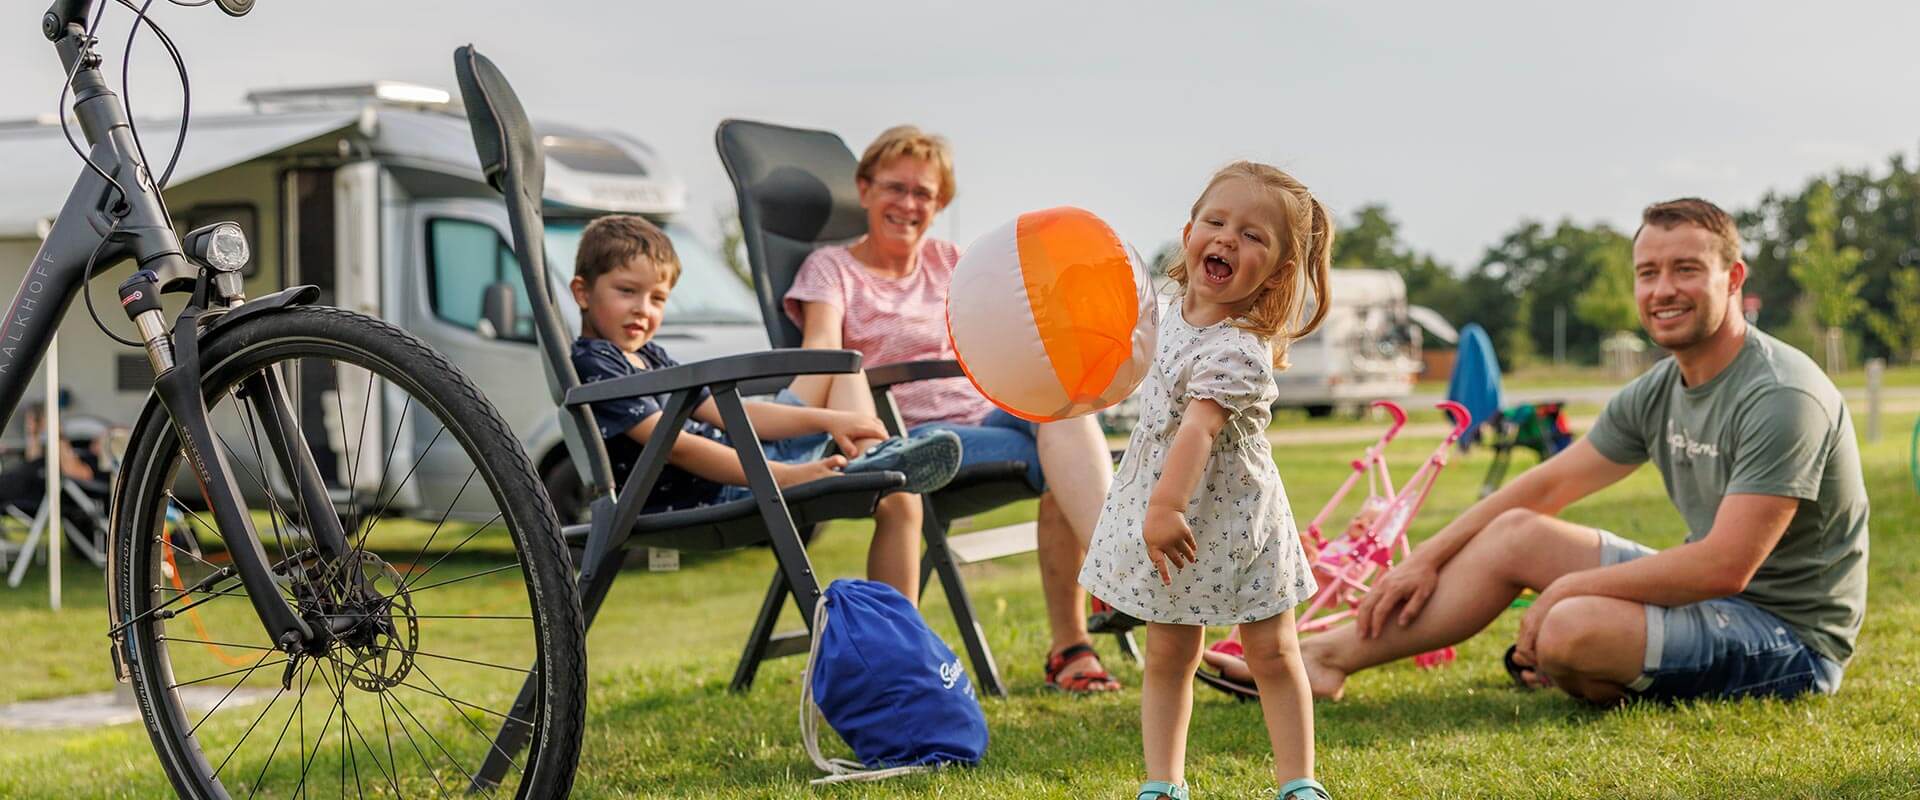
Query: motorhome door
282 166 391 509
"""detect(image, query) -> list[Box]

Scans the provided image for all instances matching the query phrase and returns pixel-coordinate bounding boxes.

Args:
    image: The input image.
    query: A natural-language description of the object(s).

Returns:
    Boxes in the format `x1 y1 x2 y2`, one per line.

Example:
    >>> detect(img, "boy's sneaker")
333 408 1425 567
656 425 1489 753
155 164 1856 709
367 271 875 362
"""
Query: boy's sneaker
844 430 962 494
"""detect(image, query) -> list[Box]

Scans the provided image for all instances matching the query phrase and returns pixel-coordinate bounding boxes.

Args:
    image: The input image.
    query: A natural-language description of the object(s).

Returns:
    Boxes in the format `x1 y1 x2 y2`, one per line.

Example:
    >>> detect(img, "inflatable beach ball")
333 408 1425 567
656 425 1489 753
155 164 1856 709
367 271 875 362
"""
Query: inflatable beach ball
947 207 1158 422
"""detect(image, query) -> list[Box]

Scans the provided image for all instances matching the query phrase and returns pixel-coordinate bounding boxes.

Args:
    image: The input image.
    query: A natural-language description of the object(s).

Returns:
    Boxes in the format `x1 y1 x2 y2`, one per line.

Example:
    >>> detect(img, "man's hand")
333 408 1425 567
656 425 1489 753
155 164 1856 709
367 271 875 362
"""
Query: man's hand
1512 580 1568 671
821 411 889 457
1356 557 1440 639
1143 503 1198 586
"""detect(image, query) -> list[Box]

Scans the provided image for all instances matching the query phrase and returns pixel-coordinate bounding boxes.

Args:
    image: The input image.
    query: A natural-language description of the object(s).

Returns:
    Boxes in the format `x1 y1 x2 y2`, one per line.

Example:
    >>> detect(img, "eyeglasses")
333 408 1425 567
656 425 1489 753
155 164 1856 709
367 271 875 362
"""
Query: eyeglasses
871 180 939 204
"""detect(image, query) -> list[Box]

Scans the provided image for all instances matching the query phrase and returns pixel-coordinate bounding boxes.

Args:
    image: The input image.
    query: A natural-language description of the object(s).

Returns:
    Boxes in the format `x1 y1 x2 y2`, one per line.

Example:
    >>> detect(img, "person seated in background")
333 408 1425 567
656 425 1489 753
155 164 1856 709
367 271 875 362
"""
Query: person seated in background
568 214 962 597
0 392 104 536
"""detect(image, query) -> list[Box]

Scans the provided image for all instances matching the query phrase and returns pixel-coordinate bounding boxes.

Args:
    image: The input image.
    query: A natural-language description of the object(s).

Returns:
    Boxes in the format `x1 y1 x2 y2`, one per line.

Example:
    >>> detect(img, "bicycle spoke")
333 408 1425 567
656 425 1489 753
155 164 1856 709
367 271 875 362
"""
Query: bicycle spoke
399 510 510 593
379 691 452 799
169 658 291 691
194 645 284 750
387 686 495 798
402 562 521 596
408 662 523 777
159 636 282 654
245 660 316 800
354 398 417 549
402 648 533 675
395 468 483 586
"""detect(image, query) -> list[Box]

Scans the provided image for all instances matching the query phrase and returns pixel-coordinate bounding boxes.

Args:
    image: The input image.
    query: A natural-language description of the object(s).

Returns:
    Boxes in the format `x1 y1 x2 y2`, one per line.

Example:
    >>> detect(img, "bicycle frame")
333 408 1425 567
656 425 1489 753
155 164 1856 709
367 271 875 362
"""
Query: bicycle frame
21 0 353 662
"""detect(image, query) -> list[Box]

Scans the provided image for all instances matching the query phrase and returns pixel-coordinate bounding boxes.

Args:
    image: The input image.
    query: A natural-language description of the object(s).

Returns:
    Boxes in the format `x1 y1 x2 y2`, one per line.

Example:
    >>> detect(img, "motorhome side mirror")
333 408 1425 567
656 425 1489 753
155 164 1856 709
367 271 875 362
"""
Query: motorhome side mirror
480 281 523 342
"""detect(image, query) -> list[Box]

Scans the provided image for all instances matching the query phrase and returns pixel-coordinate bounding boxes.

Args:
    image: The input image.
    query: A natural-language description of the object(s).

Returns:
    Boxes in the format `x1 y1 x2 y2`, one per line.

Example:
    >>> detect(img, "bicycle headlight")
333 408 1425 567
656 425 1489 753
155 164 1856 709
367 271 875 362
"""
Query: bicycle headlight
184 221 250 273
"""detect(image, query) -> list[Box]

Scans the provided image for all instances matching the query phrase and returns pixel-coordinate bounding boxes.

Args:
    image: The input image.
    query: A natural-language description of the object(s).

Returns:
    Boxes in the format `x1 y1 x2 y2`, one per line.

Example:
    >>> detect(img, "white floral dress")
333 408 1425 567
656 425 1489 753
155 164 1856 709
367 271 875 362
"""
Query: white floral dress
1078 308 1316 626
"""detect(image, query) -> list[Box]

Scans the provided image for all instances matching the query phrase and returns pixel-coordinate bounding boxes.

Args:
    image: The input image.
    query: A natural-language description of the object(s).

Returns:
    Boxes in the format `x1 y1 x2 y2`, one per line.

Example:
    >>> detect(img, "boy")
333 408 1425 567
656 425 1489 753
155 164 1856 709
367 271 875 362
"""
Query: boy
569 215 958 596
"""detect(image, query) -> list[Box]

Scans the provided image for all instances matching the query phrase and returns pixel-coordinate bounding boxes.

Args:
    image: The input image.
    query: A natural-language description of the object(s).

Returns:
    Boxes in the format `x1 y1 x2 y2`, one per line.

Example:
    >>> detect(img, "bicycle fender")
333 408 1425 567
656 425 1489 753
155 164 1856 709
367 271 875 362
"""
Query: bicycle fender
202 284 322 337
104 285 322 680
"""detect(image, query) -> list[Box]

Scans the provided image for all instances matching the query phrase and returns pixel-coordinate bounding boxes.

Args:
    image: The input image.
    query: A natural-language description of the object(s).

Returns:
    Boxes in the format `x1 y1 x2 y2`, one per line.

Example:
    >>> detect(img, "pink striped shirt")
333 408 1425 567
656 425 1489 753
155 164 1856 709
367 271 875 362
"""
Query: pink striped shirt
784 239 994 428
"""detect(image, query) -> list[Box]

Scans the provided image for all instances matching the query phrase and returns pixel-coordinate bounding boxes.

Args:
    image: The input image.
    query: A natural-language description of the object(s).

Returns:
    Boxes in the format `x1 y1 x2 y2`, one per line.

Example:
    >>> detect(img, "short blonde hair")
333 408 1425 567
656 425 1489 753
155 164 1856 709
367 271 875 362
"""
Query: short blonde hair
1166 161 1333 369
856 125 957 208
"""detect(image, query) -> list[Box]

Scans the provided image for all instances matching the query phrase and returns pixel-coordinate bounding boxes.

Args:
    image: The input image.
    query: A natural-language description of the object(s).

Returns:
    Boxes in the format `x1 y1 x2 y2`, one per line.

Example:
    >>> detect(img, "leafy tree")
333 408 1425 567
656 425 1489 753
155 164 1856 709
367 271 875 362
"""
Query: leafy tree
1866 267 1920 364
1472 219 1631 366
1787 181 1867 369
1574 246 1638 334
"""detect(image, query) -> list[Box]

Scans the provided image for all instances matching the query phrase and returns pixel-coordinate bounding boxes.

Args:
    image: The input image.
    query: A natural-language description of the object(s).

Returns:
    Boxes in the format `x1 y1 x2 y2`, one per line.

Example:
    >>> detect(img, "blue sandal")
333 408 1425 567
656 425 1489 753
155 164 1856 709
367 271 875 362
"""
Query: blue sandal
1279 777 1331 800
1138 780 1191 800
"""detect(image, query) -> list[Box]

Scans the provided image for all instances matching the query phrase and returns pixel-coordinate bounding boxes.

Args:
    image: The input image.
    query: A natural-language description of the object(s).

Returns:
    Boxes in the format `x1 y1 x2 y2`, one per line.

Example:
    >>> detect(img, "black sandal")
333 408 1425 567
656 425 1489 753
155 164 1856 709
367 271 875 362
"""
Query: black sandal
1196 668 1260 702
1503 644 1552 690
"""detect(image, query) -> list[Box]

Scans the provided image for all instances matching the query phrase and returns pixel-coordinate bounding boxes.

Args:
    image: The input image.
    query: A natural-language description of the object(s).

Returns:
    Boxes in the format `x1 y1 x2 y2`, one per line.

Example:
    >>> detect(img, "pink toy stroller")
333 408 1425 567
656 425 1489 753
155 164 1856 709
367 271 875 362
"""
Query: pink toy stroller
1198 399 1473 699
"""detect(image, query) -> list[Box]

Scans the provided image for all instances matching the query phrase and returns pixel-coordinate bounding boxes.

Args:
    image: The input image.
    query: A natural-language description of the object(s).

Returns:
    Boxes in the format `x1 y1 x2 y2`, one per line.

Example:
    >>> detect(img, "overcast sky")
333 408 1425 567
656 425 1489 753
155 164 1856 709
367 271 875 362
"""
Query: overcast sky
4 1 1917 269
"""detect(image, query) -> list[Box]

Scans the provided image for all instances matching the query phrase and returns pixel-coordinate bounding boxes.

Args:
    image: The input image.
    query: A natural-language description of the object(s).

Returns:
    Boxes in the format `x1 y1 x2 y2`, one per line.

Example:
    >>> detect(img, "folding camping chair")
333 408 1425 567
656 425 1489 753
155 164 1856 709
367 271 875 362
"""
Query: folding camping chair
1 413 120 585
1478 401 1573 498
455 48 914 790
717 119 1136 699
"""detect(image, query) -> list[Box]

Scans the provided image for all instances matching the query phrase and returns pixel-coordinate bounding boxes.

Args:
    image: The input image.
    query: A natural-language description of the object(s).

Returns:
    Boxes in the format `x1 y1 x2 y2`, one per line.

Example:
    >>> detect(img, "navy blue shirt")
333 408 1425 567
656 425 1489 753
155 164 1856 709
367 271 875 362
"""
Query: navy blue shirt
570 337 729 512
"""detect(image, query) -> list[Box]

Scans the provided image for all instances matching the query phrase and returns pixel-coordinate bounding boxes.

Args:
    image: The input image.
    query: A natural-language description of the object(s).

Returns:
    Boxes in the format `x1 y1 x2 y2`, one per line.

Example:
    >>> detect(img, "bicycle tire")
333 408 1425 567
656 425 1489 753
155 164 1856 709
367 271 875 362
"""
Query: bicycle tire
111 305 584 799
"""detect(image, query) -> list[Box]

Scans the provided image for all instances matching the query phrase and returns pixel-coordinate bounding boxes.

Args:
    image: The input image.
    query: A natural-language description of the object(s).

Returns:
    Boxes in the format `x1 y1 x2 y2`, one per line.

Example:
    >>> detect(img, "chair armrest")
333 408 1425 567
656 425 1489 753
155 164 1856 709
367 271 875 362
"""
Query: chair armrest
866 359 964 391
564 349 861 407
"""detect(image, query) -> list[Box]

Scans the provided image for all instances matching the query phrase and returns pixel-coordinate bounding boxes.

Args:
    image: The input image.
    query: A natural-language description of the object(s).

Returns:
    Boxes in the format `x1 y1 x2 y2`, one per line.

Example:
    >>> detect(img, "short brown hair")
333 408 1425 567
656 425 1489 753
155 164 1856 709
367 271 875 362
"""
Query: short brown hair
856 125 957 207
574 214 680 286
1636 198 1740 267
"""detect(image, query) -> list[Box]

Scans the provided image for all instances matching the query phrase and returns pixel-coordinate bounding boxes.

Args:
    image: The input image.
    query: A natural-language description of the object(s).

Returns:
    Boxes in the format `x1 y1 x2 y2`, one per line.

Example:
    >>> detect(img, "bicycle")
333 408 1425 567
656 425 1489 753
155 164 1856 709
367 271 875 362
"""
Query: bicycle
20 1 584 796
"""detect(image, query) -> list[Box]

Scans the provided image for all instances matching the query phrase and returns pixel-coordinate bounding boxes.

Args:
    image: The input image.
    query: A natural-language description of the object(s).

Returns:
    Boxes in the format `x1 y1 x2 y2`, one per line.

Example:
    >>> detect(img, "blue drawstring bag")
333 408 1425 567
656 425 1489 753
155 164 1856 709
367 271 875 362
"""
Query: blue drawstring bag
800 579 988 784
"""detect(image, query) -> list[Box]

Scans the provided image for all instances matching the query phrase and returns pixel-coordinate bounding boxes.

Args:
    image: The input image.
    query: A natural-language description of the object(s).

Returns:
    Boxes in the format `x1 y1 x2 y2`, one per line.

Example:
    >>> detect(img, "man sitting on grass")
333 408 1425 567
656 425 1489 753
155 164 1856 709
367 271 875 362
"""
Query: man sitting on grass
1290 198 1869 705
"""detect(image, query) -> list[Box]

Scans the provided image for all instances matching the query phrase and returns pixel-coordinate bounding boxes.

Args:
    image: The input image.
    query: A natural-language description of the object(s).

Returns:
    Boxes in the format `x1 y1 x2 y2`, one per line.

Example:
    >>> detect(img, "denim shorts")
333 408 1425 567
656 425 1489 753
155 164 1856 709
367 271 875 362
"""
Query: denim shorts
910 408 1044 491
1596 529 1844 702
714 389 829 503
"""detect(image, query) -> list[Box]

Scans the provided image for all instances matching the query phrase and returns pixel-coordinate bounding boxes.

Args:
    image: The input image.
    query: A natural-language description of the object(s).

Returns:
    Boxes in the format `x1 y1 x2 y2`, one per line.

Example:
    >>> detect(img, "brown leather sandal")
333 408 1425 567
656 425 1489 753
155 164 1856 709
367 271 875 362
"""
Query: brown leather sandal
1044 642 1121 694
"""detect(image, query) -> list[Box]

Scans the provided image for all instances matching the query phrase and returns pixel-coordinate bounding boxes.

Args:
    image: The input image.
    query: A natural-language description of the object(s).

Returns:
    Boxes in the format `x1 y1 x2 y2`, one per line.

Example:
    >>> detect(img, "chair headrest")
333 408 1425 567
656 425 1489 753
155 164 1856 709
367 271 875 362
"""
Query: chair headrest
453 45 543 200
717 120 866 245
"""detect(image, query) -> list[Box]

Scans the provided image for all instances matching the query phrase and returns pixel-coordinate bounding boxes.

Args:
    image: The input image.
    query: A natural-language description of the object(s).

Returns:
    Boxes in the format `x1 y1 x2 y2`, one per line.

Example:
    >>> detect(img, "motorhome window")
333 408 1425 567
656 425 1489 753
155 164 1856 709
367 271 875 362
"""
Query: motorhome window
174 203 260 278
541 136 649 176
426 218 537 340
542 220 760 325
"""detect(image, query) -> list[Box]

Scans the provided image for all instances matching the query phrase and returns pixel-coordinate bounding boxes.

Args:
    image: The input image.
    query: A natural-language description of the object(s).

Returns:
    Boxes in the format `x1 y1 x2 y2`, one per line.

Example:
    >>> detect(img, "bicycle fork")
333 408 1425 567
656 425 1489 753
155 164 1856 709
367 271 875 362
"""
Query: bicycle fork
111 269 356 668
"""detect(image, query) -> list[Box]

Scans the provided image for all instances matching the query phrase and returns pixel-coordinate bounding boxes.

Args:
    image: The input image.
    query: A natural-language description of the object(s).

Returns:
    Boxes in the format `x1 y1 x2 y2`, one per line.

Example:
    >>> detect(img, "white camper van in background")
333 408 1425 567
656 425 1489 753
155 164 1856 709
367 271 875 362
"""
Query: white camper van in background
0 82 767 519
1274 268 1422 416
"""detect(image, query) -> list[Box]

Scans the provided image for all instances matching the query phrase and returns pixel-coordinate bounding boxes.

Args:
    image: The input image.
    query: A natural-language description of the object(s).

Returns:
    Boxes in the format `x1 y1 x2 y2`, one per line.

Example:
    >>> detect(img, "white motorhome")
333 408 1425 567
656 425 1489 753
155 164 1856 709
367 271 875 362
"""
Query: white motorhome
0 82 768 516
1274 268 1422 416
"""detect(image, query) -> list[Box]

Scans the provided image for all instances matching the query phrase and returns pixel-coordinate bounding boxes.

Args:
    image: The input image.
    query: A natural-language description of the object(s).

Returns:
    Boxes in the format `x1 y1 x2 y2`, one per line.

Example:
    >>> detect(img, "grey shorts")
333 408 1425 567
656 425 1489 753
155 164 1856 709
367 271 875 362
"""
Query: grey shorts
1594 529 1843 701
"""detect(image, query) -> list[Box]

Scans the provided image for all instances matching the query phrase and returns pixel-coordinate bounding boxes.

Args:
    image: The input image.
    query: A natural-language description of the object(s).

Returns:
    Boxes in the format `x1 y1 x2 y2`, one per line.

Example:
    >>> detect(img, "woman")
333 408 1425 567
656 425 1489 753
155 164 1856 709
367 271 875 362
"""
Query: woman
783 125 1121 693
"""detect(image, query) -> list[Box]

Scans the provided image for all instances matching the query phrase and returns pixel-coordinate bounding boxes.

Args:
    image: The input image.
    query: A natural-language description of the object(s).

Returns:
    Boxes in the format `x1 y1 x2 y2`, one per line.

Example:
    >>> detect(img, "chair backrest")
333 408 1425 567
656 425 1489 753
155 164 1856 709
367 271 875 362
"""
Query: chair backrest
715 120 867 349
453 45 616 492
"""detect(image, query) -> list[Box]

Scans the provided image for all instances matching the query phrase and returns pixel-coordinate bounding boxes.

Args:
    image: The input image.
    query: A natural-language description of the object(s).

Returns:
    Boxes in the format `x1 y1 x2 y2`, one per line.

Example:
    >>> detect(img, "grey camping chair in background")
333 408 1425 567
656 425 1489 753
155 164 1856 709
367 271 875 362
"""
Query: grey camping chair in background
716 118 1137 699
454 48 909 790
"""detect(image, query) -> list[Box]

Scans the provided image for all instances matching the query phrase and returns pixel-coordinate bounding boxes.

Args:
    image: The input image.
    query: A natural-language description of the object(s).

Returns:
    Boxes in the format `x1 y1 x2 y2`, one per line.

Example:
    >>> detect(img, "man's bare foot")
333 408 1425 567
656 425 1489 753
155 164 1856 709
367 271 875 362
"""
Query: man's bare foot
1299 637 1348 701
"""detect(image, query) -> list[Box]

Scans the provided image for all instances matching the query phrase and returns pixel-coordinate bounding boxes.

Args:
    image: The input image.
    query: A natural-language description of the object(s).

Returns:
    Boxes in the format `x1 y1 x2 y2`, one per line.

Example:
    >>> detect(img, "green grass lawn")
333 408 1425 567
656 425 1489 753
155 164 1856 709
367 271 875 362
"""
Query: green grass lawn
2 412 1916 798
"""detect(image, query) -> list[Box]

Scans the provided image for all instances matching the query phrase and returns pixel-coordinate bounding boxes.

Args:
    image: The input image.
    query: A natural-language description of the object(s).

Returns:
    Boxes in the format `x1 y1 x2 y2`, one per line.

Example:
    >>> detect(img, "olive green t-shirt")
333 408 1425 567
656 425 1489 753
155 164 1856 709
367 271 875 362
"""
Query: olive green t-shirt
1586 328 1869 663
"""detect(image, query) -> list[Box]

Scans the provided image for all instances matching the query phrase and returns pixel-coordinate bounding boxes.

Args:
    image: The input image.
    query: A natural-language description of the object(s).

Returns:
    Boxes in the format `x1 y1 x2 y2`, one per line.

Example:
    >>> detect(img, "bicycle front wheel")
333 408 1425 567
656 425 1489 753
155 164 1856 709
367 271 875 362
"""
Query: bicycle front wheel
111 305 584 799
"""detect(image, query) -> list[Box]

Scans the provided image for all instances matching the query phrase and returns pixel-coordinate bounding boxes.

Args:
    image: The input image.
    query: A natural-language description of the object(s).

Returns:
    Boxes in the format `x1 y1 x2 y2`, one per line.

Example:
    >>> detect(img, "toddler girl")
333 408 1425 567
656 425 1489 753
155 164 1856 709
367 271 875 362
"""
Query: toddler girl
1079 161 1334 800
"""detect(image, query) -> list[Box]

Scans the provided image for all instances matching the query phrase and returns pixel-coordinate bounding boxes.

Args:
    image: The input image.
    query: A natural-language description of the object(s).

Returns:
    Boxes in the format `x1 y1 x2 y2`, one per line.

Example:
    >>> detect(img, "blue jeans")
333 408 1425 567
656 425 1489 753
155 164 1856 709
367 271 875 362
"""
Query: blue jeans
1597 530 1844 701
715 389 830 503
911 408 1044 491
